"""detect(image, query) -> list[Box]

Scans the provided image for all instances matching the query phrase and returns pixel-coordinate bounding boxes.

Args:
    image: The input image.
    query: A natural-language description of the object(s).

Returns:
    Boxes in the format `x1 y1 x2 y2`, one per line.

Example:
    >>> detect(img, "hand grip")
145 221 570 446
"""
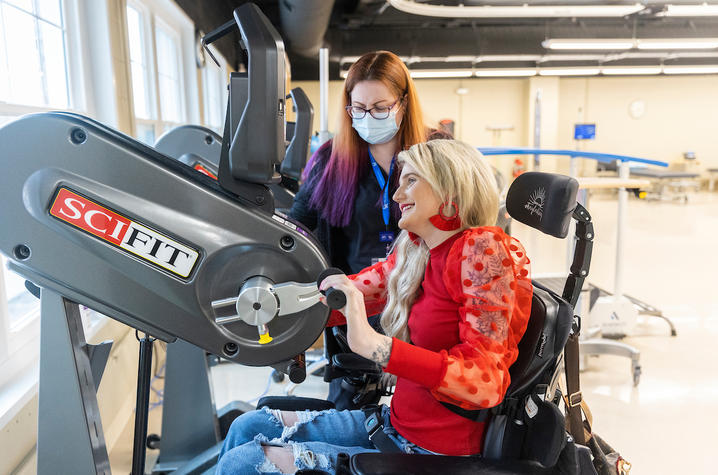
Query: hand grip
317 267 347 310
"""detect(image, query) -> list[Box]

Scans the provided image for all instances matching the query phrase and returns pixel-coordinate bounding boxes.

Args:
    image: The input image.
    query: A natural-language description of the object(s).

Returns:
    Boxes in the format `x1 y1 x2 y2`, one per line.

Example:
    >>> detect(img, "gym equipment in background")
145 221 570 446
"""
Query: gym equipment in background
480 147 674 385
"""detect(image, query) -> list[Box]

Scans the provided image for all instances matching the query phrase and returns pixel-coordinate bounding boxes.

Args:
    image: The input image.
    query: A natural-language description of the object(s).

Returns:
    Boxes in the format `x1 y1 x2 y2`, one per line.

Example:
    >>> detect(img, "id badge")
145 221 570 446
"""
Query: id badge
379 231 394 243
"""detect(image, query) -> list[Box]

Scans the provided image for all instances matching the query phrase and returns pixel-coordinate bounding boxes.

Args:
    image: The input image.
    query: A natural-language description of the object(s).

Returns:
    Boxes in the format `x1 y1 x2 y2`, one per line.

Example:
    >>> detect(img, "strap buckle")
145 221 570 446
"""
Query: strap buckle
362 405 403 453
362 405 384 442
571 315 581 336
567 391 583 408
364 411 382 437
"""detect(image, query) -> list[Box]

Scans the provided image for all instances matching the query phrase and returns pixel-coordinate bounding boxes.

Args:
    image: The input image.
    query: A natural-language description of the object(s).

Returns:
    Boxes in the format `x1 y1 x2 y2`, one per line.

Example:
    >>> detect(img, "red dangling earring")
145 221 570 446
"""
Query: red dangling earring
429 201 462 231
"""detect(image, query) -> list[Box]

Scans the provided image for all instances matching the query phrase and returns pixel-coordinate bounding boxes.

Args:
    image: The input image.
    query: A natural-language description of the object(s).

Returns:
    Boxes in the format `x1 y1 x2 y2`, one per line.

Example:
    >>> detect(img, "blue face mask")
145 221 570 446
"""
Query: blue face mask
352 109 401 145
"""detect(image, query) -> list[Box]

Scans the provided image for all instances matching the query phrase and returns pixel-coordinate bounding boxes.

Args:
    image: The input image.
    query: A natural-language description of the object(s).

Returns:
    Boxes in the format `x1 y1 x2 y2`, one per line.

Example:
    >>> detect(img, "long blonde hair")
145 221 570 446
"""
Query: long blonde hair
381 140 499 342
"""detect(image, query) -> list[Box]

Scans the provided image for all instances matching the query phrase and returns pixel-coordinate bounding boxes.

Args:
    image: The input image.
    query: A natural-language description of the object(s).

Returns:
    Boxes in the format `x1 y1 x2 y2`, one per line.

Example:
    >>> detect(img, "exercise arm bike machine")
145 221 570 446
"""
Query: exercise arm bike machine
154 85 314 211
0 4 341 474
149 73 315 475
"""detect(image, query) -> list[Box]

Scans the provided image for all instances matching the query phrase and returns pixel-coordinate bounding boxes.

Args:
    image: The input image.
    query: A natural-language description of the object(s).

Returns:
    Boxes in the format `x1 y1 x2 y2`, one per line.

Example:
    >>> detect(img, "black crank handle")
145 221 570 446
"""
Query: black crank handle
317 267 347 310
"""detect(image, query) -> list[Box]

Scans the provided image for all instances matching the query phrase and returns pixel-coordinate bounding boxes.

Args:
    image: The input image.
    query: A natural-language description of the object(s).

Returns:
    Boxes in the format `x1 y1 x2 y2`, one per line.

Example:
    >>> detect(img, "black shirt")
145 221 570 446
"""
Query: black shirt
290 141 400 274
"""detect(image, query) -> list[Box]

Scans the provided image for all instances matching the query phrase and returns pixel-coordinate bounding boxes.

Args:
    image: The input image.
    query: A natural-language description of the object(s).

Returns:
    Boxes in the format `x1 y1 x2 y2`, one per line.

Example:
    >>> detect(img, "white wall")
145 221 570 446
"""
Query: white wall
558 75 718 169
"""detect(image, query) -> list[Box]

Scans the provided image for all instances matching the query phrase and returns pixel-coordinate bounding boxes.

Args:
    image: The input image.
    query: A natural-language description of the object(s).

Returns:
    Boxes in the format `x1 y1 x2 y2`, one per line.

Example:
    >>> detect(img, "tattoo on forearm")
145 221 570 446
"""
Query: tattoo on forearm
371 337 393 366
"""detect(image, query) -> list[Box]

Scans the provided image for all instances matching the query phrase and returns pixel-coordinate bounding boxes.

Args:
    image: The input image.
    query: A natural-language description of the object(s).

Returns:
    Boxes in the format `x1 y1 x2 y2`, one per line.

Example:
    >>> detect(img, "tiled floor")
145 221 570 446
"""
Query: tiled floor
111 191 718 474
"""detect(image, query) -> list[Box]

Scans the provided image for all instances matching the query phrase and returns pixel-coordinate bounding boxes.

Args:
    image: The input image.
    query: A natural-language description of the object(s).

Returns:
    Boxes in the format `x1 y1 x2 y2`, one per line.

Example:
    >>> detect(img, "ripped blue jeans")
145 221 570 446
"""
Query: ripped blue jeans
216 405 434 474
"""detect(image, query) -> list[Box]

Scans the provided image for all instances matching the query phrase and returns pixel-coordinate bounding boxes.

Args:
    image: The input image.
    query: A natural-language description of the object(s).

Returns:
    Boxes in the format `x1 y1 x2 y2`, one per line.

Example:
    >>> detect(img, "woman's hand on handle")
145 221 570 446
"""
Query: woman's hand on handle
319 274 393 366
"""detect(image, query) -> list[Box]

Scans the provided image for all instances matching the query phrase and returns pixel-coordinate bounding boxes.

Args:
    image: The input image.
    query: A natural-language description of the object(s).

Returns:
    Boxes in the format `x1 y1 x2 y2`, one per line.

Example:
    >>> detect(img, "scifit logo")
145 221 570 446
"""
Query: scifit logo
49 187 199 278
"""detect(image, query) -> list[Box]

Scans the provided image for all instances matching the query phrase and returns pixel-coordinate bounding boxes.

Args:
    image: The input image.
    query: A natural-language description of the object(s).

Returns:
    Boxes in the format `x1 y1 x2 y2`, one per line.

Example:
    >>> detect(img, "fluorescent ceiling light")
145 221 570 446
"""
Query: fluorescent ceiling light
543 39 634 50
388 0 644 18
637 38 718 49
663 65 718 74
477 55 542 62
409 69 473 78
544 37 718 52
601 66 663 75
339 56 361 65
444 55 477 63
541 54 608 62
475 69 537 77
657 5 718 16
539 68 601 76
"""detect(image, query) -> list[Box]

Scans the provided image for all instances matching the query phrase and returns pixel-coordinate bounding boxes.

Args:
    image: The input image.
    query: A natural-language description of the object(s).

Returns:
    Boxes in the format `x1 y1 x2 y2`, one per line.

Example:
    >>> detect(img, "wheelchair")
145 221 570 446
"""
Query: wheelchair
255 171 598 475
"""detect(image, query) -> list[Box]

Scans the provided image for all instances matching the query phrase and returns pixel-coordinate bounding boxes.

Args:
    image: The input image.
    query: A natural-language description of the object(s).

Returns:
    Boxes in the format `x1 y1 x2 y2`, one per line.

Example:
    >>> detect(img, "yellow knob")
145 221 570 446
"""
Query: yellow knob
258 332 273 344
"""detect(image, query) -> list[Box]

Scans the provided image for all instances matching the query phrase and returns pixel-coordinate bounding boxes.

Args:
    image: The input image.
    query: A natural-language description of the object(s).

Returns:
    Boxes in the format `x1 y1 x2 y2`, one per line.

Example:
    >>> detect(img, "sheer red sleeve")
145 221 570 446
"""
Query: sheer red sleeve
429 227 532 410
326 253 397 327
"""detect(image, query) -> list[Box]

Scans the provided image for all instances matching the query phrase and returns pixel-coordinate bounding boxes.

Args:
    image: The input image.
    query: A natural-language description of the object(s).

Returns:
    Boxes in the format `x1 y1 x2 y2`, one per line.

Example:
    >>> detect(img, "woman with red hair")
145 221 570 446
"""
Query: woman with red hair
291 50 428 274
290 51 432 410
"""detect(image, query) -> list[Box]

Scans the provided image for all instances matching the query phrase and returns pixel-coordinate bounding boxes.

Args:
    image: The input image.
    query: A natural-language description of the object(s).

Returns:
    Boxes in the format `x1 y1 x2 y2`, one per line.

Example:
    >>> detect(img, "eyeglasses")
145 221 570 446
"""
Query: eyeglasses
345 99 401 120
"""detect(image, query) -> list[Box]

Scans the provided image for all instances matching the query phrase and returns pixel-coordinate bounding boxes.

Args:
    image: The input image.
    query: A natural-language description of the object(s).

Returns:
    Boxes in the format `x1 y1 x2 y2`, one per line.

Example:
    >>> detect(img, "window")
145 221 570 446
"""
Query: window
2 257 38 331
126 0 190 144
126 1 155 143
0 0 70 109
0 0 80 390
0 256 40 392
126 3 151 121
155 20 183 124
202 45 228 133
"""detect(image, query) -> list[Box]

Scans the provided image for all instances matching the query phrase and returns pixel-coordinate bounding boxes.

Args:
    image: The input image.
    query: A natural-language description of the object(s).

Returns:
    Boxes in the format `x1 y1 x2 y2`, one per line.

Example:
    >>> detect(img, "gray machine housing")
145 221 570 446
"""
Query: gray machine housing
0 4 331 474
0 111 329 365
154 86 314 210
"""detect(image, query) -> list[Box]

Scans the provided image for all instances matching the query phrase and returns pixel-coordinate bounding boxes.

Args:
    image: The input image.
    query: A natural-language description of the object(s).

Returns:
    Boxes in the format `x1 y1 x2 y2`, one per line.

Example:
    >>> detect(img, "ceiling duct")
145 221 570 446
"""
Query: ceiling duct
279 0 335 58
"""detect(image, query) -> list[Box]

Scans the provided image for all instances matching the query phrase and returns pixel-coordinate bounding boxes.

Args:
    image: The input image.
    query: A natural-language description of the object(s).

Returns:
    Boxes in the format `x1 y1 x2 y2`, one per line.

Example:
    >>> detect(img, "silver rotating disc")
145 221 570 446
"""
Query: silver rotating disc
236 276 279 326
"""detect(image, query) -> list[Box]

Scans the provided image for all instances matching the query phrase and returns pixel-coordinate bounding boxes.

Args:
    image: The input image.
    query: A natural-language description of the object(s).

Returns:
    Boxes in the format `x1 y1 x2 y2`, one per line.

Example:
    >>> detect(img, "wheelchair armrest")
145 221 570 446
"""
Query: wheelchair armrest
256 396 335 412
350 453 558 475
323 353 383 382
332 353 382 375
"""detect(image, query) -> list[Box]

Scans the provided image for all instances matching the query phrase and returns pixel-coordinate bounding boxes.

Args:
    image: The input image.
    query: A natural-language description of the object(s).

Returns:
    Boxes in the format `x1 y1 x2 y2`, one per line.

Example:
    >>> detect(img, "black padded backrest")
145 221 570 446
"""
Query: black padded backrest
506 172 578 238
506 283 573 397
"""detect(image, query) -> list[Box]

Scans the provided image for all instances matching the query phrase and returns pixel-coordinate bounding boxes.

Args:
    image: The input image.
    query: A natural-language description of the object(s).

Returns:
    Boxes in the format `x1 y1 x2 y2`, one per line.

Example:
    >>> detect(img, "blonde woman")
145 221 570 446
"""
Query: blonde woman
217 140 533 474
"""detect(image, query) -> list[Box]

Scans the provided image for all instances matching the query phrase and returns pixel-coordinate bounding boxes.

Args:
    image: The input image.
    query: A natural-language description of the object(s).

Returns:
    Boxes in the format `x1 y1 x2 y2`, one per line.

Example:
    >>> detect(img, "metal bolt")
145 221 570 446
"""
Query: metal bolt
255 195 265 205
224 342 239 357
280 235 294 250
586 233 593 239
70 128 87 145
13 244 31 260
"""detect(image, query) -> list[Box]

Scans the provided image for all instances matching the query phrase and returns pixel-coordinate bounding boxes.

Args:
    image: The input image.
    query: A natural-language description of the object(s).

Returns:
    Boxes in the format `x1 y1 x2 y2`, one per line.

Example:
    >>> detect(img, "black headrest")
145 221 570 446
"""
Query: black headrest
506 172 578 238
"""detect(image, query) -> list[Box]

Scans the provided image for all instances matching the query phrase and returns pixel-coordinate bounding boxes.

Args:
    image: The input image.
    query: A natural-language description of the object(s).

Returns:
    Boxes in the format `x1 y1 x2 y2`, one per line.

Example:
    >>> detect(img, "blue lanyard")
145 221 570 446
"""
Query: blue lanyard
368 150 395 228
